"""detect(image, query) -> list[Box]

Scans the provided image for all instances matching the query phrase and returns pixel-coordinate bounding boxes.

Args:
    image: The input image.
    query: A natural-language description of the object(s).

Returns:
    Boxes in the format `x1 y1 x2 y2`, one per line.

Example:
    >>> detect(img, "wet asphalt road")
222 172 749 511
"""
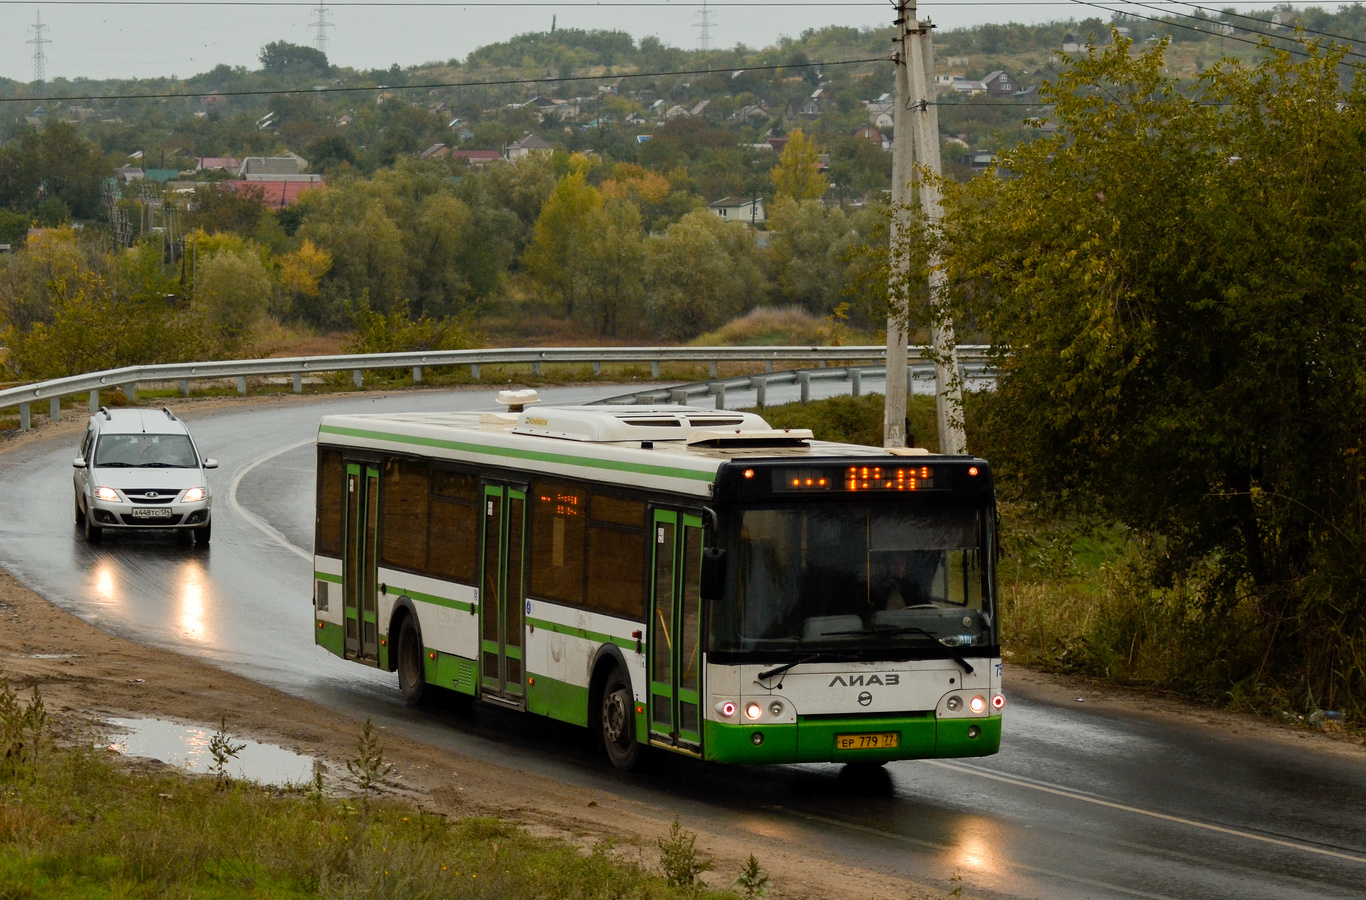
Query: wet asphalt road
1 385 1363 899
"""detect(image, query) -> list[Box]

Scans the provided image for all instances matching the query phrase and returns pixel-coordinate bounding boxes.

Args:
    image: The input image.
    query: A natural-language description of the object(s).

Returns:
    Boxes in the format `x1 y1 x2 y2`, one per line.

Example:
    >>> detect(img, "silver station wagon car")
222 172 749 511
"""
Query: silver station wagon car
72 407 218 544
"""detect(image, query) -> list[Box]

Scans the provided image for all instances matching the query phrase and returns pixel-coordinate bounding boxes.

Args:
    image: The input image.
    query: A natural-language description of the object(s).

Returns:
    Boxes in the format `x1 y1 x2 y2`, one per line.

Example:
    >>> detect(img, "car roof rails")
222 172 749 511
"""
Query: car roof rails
162 407 177 421
97 406 112 420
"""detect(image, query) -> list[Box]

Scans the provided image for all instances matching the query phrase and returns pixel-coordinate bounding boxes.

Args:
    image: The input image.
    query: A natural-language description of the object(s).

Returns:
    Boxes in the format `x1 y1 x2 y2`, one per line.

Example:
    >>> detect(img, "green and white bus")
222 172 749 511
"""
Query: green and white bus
312 391 1003 769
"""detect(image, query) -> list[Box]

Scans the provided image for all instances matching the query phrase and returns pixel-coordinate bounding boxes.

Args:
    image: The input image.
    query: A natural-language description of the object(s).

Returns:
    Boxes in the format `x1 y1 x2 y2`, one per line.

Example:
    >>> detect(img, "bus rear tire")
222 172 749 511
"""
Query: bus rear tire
599 666 640 771
396 615 427 707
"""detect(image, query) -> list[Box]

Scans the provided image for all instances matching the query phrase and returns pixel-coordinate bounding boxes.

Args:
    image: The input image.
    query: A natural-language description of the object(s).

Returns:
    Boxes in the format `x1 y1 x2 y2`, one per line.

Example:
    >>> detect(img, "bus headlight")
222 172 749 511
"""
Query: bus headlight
768 701 784 717
969 695 987 714
946 696 962 712
745 702 763 721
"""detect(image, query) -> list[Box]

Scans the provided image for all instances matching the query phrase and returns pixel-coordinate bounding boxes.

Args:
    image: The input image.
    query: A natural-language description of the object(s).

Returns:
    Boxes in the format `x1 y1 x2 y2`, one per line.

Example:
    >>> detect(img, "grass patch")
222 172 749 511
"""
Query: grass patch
691 306 878 347
0 692 752 899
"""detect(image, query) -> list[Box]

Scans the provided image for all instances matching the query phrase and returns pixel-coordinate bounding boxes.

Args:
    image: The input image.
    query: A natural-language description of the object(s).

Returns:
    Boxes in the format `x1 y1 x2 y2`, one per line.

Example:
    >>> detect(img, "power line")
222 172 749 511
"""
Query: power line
1130 1 1366 49
0 55 887 105
0 0 1308 4
1066 0 1366 62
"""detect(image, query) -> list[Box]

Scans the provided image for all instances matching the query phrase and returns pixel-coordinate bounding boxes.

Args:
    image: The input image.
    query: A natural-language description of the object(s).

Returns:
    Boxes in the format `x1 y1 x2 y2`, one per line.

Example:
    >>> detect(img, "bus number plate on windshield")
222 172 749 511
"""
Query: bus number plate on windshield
836 732 899 750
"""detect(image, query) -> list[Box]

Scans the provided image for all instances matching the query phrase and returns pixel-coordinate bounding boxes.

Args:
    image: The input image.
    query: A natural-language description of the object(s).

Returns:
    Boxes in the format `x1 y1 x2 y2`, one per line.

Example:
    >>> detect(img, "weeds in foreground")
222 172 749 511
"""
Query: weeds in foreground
347 718 393 804
733 853 770 896
658 816 715 889
208 714 246 788
0 677 45 781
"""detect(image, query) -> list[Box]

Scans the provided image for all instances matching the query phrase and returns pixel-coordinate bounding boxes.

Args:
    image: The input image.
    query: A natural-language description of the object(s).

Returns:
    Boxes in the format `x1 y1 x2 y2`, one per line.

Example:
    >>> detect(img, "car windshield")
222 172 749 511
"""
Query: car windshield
709 503 996 658
93 433 198 468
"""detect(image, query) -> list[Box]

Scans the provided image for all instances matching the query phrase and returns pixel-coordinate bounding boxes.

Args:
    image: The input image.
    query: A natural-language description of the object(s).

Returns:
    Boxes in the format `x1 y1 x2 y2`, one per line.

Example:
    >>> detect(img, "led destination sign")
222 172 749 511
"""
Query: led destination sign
769 465 959 493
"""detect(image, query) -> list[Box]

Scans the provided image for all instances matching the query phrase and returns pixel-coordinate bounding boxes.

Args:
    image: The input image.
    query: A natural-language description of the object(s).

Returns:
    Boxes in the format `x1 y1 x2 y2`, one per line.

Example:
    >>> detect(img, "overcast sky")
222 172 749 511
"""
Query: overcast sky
0 1 1279 84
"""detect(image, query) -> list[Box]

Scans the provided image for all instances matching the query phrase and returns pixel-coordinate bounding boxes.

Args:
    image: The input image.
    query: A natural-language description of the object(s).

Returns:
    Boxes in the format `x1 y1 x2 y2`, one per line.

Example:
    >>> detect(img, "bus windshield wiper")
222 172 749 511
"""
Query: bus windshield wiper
826 625 976 675
756 652 851 683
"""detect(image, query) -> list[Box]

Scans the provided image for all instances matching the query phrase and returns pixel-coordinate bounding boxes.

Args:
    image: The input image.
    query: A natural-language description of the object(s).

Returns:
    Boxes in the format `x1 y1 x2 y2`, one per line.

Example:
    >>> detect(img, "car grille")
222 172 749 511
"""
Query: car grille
122 489 179 504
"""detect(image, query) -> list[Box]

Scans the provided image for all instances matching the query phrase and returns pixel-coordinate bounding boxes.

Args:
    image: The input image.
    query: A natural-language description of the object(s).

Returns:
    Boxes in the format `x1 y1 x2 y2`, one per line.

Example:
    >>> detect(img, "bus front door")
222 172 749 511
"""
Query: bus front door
479 483 527 705
343 463 380 664
648 510 704 754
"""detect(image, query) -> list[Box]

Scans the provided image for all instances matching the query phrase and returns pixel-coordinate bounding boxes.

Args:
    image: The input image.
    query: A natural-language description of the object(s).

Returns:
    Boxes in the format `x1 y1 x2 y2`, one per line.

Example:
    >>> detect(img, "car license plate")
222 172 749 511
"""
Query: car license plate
836 732 899 750
131 507 173 519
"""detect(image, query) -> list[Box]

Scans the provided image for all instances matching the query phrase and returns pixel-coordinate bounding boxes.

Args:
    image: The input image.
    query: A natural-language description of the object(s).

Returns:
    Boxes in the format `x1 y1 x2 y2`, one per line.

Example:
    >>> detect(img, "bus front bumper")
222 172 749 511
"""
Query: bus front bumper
701 713 1001 765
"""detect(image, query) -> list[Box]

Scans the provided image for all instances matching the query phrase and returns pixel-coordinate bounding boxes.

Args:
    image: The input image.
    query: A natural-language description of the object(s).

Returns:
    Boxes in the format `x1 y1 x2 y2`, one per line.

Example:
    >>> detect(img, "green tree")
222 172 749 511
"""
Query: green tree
522 168 603 318
769 129 827 201
643 209 767 340
581 198 645 336
258 41 330 77
194 249 272 353
945 34 1366 714
765 197 856 313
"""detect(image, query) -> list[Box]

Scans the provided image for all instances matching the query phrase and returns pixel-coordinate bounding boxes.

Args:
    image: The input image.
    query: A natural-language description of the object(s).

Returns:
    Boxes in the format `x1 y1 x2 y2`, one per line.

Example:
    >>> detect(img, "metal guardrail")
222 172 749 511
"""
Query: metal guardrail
0 344 992 431
593 358 996 408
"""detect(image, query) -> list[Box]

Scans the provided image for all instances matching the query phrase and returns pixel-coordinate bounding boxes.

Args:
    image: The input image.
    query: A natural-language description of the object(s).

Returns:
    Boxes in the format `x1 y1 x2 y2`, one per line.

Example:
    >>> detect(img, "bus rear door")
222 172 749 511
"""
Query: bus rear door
479 482 528 706
343 462 379 663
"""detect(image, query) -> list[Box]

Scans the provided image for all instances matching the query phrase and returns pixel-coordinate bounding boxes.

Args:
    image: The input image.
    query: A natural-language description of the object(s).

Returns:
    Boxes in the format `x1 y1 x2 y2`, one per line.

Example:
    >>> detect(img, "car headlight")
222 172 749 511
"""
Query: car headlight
183 487 206 502
94 487 120 502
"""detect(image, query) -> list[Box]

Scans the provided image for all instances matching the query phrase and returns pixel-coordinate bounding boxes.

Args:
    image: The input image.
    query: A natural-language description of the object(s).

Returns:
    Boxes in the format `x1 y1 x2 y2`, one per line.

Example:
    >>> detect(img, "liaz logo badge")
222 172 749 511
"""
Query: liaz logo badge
829 674 899 687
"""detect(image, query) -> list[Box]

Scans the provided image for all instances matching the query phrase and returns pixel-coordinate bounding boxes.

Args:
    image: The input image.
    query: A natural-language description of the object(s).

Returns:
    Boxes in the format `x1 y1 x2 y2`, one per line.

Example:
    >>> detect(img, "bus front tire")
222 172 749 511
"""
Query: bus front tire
600 666 640 771
396 615 427 706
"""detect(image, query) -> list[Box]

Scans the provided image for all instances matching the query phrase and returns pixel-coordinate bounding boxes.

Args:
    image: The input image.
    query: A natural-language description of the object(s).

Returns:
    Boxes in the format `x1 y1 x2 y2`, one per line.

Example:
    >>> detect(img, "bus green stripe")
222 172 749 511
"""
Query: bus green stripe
315 571 342 584
318 424 716 483
393 585 473 613
527 616 635 650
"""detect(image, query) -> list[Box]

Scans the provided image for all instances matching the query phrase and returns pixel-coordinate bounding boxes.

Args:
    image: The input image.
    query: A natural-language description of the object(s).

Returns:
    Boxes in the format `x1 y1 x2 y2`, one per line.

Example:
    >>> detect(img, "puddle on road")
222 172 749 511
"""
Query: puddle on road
104 717 317 786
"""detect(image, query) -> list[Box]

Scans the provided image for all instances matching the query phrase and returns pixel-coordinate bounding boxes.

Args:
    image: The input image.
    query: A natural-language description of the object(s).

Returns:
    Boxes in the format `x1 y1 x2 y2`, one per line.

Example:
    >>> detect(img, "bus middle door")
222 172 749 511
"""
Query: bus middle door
343 462 380 664
648 510 704 754
479 482 527 706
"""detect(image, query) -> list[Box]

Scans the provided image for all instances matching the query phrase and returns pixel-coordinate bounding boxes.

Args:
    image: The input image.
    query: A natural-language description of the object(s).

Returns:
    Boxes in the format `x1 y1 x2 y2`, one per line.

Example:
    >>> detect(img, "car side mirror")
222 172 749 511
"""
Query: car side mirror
203 458 219 469
700 547 727 601
72 457 87 468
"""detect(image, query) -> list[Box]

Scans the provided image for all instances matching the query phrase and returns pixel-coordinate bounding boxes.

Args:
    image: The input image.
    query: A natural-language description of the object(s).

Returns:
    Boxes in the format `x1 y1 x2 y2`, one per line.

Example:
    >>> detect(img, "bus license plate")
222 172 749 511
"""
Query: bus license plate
131 508 173 519
836 732 899 751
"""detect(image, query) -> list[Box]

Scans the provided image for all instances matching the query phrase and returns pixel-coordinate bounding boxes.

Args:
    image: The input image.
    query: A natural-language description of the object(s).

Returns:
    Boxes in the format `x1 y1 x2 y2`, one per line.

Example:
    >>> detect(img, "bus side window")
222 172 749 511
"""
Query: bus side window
586 494 646 619
428 469 480 584
530 480 587 605
380 457 429 572
316 448 344 558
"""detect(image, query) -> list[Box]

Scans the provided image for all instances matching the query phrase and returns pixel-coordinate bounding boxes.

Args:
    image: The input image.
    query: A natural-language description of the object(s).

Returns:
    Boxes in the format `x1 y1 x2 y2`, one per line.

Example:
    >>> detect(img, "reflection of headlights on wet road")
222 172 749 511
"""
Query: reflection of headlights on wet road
95 566 116 601
178 564 209 644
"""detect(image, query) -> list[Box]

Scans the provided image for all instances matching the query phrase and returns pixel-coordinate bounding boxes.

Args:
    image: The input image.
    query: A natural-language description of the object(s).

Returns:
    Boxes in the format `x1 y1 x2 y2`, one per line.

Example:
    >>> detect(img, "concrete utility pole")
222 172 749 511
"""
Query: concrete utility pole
909 14 967 454
884 0 968 454
883 1 914 449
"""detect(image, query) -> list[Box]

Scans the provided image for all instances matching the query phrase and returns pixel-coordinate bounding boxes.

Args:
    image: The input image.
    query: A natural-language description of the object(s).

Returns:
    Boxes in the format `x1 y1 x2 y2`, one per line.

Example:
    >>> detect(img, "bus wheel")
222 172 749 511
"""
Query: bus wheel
600 666 640 771
396 615 427 706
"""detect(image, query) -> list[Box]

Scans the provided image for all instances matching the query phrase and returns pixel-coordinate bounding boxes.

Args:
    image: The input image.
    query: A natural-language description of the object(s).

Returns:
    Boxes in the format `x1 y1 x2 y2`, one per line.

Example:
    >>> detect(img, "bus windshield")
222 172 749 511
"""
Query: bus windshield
710 503 996 658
